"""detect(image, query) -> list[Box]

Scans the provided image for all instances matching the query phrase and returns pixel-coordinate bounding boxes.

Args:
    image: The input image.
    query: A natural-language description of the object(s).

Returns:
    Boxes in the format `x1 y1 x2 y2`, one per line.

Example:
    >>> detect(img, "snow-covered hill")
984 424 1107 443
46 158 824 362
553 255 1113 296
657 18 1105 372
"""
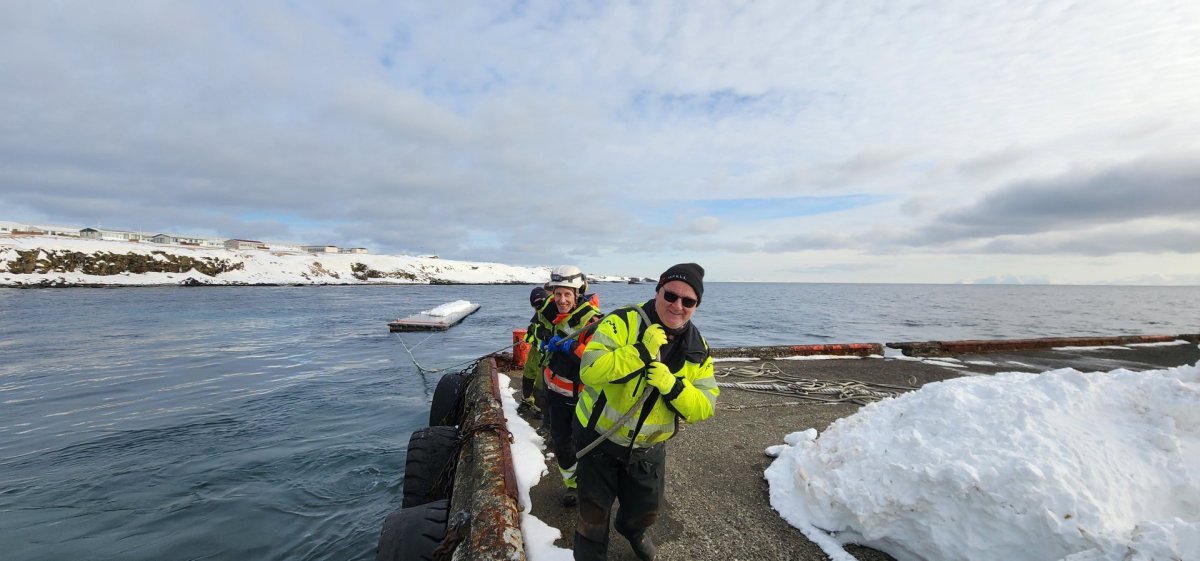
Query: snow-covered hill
0 236 637 287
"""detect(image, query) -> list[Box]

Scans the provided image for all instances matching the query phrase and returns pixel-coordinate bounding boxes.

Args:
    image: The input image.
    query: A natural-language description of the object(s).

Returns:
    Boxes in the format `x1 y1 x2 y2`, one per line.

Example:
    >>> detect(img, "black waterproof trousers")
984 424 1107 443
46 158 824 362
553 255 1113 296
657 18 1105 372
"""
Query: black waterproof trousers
572 428 666 561
545 391 578 474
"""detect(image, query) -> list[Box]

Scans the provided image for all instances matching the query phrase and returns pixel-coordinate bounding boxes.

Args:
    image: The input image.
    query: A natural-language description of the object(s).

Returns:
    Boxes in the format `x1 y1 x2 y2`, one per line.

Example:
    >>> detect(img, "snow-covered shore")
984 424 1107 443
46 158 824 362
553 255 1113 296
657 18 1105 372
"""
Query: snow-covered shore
0 236 637 287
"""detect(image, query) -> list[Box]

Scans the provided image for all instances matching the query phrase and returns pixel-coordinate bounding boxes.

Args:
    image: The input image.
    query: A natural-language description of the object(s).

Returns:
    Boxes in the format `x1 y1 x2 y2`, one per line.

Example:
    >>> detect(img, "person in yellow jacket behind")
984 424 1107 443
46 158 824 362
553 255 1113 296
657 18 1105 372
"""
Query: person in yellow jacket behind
518 286 551 420
572 263 717 561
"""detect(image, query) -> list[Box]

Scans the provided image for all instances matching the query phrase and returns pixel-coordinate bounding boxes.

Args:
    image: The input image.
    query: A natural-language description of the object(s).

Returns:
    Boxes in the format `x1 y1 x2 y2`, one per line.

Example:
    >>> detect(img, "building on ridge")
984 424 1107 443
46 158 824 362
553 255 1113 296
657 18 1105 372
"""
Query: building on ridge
225 239 268 251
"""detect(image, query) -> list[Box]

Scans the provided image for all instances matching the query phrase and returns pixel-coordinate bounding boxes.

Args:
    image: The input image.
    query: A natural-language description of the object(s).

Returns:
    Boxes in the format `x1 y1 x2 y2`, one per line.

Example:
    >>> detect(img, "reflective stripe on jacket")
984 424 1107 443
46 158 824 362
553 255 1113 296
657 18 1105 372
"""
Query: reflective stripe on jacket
576 302 717 448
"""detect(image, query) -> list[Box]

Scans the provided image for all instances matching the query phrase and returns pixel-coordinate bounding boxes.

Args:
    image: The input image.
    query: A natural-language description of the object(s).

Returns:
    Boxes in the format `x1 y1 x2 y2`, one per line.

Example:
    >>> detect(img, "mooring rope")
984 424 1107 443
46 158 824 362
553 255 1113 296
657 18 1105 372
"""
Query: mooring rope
431 343 519 373
714 362 917 405
407 331 438 351
714 361 787 380
397 334 439 374
398 335 519 375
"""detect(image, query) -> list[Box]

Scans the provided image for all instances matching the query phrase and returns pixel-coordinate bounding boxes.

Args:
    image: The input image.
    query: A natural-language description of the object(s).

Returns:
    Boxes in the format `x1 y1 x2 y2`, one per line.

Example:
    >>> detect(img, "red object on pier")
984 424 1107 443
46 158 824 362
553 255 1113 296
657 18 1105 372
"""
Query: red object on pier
512 328 530 368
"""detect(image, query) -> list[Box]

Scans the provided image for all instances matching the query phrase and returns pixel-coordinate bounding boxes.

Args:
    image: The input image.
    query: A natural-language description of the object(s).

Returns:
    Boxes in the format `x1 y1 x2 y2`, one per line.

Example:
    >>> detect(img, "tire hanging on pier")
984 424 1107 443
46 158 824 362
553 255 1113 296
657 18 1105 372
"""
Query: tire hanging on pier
430 372 469 426
402 426 459 508
375 498 449 561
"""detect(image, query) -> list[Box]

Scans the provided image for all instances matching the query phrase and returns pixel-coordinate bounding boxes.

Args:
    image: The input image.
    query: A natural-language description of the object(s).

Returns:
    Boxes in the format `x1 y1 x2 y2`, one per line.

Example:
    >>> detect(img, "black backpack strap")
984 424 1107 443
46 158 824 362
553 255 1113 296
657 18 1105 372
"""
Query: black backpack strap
623 386 661 465
585 391 608 433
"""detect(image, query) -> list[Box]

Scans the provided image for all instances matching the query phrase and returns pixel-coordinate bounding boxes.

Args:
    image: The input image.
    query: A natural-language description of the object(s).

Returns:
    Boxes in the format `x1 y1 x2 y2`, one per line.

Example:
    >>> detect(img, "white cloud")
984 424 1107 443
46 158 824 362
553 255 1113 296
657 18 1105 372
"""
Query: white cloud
2 0 1199 283
687 215 721 234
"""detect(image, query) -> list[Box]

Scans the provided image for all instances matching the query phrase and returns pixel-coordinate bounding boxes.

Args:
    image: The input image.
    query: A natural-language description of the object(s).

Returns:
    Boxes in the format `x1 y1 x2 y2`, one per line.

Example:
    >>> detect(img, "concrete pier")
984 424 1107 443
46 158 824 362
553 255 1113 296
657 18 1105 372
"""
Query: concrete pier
446 360 525 560
508 337 1200 560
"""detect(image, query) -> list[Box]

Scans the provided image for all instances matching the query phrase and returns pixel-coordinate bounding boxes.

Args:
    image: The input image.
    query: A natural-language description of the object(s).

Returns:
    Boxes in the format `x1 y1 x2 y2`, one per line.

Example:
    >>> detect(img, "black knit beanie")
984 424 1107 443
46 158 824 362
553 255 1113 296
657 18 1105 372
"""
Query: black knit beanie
529 286 548 307
656 263 704 304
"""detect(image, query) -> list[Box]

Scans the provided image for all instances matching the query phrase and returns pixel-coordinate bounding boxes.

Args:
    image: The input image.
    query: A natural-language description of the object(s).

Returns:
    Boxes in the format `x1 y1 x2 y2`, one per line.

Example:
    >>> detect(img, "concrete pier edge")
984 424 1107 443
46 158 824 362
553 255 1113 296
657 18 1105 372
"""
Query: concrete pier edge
438 334 1199 560
444 358 525 560
707 332 1200 359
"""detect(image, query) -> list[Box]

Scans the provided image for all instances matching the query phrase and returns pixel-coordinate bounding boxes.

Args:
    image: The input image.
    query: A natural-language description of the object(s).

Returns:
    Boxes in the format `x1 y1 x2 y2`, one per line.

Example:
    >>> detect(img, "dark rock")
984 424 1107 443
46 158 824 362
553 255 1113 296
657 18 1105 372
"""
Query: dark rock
5 249 243 277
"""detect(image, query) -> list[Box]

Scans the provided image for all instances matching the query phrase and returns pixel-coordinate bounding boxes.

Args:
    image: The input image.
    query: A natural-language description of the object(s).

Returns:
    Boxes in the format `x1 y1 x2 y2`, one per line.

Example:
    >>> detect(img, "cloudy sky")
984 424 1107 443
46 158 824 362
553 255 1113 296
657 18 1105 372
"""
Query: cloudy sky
3 1 1199 284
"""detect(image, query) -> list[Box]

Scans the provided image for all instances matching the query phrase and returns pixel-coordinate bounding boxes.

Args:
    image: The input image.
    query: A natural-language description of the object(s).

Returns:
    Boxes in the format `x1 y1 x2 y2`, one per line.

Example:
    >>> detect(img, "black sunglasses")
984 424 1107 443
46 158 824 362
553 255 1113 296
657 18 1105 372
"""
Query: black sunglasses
550 272 584 282
662 290 698 308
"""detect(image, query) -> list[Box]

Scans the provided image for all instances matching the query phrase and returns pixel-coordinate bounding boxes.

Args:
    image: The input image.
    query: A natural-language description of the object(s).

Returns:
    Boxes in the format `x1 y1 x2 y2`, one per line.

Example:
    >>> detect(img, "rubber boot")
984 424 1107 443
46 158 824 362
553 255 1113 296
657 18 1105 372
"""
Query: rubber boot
521 376 534 401
560 464 577 507
561 487 577 507
627 534 656 561
573 530 608 561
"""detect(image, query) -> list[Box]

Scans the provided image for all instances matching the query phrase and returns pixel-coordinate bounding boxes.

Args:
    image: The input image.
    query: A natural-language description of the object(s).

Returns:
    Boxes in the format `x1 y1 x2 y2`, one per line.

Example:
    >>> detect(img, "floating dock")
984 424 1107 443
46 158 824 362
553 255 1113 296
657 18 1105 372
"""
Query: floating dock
387 300 481 332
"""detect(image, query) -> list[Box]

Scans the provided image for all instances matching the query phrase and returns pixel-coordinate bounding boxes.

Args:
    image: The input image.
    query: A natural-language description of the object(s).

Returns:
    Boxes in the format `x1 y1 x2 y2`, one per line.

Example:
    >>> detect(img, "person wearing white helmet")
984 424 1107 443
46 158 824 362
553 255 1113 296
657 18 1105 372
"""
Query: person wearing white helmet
537 265 602 507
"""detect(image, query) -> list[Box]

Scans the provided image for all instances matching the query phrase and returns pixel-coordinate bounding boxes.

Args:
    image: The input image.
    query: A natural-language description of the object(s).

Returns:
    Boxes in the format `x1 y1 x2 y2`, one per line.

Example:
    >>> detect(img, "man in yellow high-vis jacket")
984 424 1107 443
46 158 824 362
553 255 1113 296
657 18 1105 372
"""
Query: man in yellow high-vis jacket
572 263 717 561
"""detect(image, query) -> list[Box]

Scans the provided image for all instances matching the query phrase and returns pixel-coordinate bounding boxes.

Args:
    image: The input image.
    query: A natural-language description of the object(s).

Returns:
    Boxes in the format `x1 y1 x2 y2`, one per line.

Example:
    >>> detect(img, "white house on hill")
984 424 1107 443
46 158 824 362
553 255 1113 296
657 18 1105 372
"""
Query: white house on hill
148 233 226 248
80 227 148 242
225 239 266 251
1 222 81 236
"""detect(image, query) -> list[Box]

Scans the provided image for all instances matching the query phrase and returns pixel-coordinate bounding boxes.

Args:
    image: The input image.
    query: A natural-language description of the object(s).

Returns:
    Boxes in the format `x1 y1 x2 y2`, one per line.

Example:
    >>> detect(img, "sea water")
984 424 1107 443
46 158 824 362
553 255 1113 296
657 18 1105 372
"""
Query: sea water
0 283 1197 561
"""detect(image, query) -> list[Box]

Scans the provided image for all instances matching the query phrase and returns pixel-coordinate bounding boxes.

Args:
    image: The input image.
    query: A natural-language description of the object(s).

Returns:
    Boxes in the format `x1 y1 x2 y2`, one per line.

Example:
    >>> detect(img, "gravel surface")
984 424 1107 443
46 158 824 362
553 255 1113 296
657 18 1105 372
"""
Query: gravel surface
510 342 1199 560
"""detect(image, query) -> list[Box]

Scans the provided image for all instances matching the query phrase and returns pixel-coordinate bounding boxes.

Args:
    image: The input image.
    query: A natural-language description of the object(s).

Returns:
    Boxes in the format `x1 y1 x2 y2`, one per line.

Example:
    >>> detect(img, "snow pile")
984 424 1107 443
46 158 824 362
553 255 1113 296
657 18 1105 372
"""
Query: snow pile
766 362 1200 561
497 374 574 561
422 300 475 317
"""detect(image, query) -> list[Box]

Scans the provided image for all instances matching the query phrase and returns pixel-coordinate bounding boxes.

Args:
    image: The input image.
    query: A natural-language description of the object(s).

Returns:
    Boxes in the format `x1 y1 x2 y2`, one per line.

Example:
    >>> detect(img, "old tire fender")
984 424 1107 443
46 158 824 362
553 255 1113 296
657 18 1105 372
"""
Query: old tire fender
375 499 449 561
429 372 468 426
402 426 459 508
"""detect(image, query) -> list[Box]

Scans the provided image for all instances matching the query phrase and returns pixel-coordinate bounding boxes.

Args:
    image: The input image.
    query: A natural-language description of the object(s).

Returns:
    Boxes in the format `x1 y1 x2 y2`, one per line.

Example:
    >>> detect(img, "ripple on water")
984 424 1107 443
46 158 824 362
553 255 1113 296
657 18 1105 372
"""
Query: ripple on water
2 284 1198 561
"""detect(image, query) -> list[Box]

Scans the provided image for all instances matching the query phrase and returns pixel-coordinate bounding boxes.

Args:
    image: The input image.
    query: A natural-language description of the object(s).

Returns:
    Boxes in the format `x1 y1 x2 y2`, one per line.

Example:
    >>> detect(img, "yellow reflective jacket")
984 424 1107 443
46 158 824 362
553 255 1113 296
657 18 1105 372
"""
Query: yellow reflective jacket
576 301 717 448
522 303 556 381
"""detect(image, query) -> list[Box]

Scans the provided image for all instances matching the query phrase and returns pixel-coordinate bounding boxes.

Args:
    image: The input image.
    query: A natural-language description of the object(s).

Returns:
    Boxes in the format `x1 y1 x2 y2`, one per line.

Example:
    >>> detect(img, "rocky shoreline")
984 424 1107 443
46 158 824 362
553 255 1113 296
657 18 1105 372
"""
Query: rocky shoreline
0 238 651 288
2 277 540 289
0 238 568 288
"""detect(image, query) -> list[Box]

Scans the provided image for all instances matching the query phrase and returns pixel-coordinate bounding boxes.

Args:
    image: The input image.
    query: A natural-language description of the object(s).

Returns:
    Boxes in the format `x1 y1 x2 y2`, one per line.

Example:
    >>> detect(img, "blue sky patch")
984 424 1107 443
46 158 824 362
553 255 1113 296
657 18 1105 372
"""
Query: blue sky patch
631 88 774 119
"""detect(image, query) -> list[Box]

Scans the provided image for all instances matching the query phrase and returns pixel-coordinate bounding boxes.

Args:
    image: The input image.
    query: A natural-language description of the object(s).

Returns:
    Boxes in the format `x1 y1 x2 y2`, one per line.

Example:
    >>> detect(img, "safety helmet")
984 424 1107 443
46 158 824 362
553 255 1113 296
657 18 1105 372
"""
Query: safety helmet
545 265 587 294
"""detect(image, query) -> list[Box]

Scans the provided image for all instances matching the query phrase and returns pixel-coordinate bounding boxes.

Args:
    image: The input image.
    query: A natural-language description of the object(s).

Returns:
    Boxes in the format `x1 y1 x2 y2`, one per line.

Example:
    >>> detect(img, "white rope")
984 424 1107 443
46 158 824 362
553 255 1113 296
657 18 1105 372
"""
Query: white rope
714 362 917 405
397 334 440 374
396 329 519 375
407 331 437 351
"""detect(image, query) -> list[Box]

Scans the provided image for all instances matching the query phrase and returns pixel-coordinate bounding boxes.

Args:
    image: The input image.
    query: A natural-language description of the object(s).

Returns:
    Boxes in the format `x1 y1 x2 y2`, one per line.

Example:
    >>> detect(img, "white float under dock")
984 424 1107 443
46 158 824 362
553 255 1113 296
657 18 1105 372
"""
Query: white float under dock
388 300 482 332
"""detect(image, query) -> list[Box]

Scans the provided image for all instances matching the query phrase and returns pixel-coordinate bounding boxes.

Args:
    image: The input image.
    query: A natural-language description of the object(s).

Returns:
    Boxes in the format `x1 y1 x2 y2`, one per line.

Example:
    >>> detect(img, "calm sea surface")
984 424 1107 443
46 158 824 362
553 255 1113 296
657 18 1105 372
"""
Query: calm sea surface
1 283 1197 560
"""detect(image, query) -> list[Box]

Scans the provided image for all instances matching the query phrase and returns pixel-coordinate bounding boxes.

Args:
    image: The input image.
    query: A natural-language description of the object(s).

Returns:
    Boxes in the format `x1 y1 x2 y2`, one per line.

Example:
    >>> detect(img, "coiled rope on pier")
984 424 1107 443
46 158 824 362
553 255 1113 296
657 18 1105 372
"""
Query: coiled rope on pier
714 362 918 406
